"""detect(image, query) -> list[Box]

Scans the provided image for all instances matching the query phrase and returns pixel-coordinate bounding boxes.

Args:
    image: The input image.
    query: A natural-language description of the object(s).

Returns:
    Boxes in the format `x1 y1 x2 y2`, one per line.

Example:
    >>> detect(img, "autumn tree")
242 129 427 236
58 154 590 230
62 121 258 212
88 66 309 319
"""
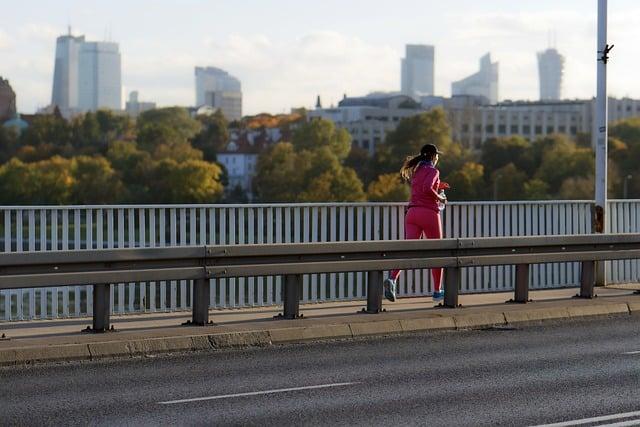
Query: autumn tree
148 159 224 203
366 173 410 202
445 162 485 200
71 156 125 204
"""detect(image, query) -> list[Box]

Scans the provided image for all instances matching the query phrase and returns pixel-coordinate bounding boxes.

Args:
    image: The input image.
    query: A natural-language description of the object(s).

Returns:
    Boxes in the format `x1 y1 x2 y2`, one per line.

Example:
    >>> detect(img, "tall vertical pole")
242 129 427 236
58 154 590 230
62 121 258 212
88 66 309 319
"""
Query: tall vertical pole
594 0 610 285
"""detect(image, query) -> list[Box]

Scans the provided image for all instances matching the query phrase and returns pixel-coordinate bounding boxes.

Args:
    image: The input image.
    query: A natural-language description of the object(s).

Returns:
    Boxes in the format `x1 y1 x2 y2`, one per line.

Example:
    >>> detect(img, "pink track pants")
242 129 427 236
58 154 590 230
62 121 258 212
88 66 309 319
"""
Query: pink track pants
389 207 443 292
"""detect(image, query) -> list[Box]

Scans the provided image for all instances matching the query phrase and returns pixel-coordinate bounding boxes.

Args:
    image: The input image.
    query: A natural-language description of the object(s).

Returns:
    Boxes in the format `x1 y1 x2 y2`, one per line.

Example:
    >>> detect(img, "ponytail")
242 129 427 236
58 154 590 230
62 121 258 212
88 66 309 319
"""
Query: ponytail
400 153 428 181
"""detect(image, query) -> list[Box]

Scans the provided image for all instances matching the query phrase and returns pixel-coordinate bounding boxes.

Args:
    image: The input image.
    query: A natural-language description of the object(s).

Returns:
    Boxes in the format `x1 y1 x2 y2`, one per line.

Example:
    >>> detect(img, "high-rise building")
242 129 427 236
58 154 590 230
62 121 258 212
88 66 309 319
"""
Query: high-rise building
451 53 499 104
195 66 242 121
401 44 434 99
0 77 17 121
50 30 121 116
78 42 122 111
51 32 84 112
125 91 156 117
537 48 564 101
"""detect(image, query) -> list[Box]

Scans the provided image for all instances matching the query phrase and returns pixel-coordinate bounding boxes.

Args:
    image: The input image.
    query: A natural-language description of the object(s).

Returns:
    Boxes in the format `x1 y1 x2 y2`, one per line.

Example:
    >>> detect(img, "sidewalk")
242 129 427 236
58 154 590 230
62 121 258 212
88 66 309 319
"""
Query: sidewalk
1 286 639 366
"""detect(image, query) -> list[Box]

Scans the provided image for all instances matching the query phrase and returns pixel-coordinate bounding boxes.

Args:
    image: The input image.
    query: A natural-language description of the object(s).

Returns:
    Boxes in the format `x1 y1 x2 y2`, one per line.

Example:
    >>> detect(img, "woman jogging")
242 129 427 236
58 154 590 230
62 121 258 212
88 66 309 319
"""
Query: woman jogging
383 143 447 302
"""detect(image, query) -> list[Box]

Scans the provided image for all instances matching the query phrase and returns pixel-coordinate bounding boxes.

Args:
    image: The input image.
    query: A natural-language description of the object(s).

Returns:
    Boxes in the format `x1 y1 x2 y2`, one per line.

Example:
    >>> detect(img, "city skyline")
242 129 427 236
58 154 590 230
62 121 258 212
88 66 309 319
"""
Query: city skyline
2 0 640 115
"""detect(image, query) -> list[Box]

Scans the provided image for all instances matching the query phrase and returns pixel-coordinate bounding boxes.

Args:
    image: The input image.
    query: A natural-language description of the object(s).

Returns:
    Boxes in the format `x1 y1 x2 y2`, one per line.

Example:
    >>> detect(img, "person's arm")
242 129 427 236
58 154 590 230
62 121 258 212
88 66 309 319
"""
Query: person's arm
422 168 445 202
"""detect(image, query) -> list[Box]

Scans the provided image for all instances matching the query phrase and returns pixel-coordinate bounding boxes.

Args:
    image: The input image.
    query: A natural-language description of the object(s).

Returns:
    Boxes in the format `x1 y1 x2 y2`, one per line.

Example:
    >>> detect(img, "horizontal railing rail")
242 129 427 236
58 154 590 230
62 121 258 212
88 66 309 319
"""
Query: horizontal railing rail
1 233 639 333
2 200 639 320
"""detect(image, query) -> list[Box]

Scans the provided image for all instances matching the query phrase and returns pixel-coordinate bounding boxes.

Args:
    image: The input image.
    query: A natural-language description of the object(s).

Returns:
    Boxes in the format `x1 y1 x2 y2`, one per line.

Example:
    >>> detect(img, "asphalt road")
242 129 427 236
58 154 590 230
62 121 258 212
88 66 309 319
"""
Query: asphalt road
2 317 640 426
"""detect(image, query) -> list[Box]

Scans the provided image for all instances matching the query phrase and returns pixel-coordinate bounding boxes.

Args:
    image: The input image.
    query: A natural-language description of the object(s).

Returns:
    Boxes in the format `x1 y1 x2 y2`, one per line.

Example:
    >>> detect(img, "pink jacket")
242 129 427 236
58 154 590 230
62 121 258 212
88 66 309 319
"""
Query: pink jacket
408 161 440 212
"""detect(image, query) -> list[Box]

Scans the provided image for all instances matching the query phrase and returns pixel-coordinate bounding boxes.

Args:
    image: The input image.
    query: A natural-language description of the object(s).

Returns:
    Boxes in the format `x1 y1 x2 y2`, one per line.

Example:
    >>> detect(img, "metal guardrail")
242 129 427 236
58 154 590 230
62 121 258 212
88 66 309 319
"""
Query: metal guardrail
0 233 639 333
3 200 639 320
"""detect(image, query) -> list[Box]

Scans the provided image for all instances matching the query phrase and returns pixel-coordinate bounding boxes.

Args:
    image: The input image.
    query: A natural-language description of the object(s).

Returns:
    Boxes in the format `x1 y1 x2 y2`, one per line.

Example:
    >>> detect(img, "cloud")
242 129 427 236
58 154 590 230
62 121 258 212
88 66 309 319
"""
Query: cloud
200 31 399 113
19 23 59 44
120 31 400 114
0 29 11 49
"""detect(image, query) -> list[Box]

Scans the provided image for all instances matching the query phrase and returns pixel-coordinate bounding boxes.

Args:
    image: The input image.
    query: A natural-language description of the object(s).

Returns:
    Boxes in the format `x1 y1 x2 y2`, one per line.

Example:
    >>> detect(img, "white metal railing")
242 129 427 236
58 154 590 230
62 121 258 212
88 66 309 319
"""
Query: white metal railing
0 200 639 321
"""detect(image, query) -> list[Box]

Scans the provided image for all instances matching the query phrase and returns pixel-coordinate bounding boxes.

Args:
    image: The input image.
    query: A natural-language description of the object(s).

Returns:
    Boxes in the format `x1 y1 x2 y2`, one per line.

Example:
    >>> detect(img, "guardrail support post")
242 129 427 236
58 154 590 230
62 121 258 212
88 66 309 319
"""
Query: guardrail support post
362 270 383 314
92 284 111 332
579 261 596 298
280 274 302 319
511 264 531 303
443 267 461 308
191 278 211 325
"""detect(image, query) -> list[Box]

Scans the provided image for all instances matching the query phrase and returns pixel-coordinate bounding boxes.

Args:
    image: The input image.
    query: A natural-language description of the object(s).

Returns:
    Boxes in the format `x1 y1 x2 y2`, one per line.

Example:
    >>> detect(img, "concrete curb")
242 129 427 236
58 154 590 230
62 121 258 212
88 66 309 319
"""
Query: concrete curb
0 302 634 366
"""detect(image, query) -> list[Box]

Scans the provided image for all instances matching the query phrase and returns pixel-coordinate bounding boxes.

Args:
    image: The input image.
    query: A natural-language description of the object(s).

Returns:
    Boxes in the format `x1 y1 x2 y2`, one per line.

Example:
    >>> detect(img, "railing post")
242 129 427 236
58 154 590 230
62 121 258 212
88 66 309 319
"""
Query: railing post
92 283 111 332
579 260 596 298
443 267 460 308
511 264 530 303
280 274 302 319
191 278 211 325
362 270 383 314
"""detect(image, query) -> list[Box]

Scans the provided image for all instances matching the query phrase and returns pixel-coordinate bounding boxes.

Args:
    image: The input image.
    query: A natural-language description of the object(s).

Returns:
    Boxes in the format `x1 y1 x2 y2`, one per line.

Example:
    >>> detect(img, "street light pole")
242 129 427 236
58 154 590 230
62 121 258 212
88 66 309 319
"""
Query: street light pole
594 0 611 285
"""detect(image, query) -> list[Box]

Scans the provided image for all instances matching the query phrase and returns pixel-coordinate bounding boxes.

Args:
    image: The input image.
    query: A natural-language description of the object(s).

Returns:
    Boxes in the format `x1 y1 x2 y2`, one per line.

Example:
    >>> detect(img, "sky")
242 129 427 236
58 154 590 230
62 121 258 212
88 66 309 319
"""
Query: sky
2 0 640 115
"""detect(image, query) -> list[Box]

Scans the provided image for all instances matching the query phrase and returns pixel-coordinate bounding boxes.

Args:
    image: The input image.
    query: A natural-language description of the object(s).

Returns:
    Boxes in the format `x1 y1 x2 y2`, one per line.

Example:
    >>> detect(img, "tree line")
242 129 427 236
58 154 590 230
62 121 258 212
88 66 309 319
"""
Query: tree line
0 106 638 205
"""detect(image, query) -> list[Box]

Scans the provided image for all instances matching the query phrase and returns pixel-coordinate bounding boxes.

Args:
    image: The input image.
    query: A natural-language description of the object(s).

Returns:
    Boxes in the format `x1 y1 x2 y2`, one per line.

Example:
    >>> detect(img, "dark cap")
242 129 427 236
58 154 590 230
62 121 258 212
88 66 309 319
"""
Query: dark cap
420 143 443 156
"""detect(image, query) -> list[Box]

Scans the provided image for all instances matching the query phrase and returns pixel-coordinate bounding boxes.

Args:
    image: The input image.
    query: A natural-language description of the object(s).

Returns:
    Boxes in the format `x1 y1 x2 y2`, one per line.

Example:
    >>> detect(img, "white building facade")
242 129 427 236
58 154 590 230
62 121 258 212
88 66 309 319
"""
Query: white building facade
401 44 434 99
451 53 499 105
443 97 640 149
308 94 424 156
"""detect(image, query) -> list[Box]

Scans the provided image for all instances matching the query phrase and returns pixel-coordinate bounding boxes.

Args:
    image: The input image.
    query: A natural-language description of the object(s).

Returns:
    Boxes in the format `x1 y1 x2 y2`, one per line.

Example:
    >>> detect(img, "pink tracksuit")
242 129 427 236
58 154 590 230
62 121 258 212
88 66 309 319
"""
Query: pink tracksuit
389 161 443 291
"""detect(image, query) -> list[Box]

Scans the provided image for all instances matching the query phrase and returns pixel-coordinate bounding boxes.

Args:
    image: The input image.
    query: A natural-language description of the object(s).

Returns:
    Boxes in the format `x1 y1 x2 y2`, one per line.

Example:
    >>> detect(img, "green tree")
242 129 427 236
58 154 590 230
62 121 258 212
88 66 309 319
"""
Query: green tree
253 142 365 202
0 126 20 163
192 110 229 161
19 114 73 159
445 162 485 200
481 136 534 177
533 135 594 192
492 163 528 200
0 158 34 203
299 168 365 202
345 146 377 186
292 119 351 160
253 143 304 202
136 107 202 152
523 179 550 200
106 140 154 201
559 176 594 199
366 173 410 202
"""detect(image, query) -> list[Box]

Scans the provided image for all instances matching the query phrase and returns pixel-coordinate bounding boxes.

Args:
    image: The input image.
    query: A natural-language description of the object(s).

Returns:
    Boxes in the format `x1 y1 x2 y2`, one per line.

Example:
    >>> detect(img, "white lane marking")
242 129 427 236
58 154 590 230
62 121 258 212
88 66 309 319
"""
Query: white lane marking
158 382 358 405
623 351 640 355
600 420 640 427
532 411 640 427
